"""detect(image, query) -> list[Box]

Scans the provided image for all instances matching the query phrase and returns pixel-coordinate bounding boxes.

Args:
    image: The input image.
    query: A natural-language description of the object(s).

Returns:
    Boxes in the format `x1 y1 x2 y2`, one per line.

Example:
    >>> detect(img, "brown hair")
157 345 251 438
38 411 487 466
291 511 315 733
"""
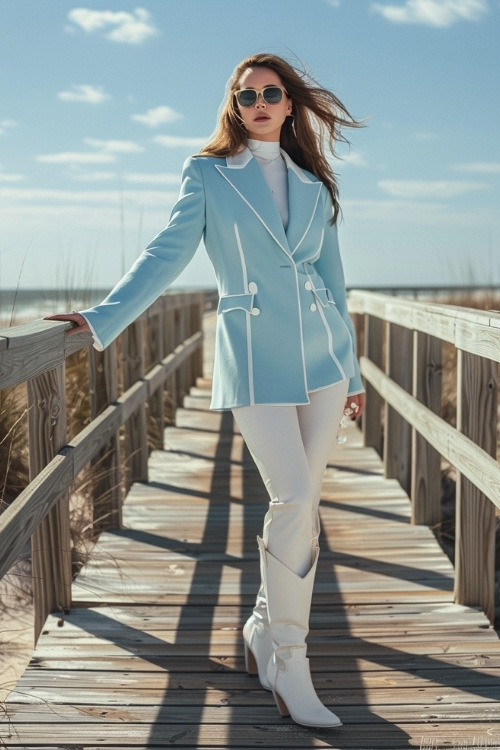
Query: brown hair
200 53 363 223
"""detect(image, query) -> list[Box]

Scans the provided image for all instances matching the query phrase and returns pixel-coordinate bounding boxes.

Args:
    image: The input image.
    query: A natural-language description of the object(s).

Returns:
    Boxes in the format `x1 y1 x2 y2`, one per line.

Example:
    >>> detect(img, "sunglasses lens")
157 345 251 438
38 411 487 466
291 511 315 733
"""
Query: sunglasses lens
235 87 285 107
263 87 283 104
236 90 257 107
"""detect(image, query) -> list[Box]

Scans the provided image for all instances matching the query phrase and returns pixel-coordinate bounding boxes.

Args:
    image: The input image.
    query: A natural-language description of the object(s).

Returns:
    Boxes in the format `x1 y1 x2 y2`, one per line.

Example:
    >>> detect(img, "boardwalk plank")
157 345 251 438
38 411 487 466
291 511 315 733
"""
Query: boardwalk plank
2 314 500 749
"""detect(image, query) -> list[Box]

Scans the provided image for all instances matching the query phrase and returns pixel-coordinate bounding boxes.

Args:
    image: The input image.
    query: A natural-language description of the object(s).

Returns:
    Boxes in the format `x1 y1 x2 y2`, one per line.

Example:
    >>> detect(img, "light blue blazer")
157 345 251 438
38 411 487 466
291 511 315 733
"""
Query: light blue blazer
81 148 363 410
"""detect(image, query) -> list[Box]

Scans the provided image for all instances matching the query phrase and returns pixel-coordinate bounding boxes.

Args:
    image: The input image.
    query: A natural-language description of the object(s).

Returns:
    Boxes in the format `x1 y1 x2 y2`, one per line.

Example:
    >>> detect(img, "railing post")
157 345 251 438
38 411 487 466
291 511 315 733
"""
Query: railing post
455 350 497 622
176 302 188 407
384 322 413 495
192 296 204 382
121 319 148 487
88 341 123 534
28 364 72 641
145 304 165 451
163 299 178 424
362 314 384 456
411 332 442 525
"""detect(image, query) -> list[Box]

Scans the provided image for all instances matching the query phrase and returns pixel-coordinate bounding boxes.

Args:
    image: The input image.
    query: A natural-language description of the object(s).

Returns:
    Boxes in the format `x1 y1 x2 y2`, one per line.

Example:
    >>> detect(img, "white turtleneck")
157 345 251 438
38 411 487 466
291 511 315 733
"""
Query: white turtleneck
247 138 289 229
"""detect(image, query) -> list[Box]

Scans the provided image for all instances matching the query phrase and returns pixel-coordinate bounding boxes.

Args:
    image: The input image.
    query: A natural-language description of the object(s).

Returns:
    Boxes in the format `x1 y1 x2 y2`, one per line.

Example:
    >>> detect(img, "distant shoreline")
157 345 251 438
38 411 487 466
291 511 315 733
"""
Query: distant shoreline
0 286 217 321
1 284 498 324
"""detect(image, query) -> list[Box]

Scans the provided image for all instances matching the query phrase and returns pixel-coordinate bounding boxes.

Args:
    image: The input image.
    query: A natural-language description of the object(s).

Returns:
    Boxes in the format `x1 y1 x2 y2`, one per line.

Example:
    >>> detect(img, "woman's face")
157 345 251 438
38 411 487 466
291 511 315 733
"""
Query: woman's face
235 66 292 142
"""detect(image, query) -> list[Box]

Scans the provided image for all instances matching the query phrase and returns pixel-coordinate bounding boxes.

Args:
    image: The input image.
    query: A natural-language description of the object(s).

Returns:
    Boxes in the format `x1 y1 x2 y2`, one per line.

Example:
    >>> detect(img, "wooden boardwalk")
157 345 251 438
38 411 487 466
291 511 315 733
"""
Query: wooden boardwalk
2 316 500 749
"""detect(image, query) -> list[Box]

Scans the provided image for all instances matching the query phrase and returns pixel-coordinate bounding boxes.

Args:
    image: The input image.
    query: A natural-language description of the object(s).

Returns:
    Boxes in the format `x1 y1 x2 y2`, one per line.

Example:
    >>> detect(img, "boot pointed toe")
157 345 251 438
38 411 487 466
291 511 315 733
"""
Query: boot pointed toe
267 648 342 728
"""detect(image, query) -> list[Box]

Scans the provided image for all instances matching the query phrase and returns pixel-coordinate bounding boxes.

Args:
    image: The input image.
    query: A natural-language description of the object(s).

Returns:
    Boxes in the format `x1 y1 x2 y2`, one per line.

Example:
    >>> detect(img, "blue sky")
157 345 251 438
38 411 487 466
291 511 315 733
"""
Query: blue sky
1 0 499 293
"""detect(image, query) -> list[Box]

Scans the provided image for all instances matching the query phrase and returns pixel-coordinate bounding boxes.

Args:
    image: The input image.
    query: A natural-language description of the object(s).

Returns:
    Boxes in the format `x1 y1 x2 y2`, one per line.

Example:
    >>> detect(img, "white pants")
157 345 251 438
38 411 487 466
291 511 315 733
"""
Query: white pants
232 381 349 577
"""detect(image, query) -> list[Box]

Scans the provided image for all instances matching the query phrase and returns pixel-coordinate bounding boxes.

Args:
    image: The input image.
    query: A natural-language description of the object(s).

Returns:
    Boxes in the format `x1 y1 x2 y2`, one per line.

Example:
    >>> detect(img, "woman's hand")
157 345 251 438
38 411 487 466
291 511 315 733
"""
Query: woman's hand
344 392 366 420
44 312 91 337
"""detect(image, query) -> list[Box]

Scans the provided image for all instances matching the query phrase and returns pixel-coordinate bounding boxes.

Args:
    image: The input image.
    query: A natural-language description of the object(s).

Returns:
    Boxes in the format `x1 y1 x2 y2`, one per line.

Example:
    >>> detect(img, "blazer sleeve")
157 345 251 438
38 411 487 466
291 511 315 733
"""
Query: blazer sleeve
313 189 364 396
79 156 206 351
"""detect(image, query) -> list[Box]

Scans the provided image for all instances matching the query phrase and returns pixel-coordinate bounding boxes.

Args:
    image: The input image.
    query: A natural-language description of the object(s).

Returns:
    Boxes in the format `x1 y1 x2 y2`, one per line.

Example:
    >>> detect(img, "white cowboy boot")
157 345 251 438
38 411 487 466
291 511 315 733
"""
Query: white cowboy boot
258 537 342 728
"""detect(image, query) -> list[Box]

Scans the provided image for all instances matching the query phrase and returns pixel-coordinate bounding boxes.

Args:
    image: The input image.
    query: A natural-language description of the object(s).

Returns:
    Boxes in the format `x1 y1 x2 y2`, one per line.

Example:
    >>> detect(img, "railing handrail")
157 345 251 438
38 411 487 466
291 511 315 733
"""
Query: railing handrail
347 289 499 624
348 289 500 363
0 291 206 390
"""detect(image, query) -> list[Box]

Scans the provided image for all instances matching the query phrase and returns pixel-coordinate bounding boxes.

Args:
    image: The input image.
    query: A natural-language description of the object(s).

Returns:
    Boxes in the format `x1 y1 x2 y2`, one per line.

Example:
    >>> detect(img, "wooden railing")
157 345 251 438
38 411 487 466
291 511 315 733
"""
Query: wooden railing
348 290 500 624
0 291 207 639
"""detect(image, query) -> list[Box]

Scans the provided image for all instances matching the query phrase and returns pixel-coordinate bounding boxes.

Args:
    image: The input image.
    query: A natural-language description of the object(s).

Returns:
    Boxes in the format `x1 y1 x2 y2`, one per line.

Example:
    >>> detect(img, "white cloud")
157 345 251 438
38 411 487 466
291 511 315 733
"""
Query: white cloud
371 0 488 27
339 152 368 167
328 0 341 6
71 171 117 181
84 138 144 153
0 119 19 136
0 172 24 183
37 152 116 165
153 135 208 149
123 173 181 184
378 179 489 198
58 84 110 104
67 7 159 44
131 106 183 128
343 197 498 226
0 186 177 210
453 161 500 174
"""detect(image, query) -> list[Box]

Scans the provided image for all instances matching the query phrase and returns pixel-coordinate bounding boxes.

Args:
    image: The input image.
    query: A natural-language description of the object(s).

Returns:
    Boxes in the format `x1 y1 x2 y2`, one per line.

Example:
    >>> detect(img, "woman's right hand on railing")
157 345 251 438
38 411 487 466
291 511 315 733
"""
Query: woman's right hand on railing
44 312 91 337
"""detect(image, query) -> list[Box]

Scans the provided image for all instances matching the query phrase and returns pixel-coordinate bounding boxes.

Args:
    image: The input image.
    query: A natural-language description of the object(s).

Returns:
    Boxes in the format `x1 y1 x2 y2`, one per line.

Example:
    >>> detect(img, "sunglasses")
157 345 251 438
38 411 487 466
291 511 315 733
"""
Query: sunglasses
234 86 287 107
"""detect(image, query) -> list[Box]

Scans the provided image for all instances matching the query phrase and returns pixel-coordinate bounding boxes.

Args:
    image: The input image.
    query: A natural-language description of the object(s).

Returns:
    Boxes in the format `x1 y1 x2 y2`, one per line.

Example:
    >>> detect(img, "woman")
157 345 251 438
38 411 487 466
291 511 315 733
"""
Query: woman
47 53 365 728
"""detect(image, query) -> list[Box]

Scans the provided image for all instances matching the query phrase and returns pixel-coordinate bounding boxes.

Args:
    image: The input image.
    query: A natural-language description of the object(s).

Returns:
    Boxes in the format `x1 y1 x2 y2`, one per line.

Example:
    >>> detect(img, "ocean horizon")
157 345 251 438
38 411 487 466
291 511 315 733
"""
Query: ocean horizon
1 283 498 327
0 286 216 324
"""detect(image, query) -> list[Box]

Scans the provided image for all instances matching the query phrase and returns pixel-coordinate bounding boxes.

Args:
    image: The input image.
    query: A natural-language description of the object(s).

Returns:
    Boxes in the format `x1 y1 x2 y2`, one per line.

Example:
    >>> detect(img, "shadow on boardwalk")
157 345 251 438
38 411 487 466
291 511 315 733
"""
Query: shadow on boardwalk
2 317 500 749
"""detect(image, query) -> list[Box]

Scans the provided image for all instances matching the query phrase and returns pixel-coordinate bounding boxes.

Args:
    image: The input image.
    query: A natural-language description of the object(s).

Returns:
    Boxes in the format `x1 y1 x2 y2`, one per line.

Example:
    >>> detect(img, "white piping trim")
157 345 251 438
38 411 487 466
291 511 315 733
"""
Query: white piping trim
234 223 254 405
281 150 319 183
308 380 347 394
304 265 347 381
216 166 292 259
291 263 309 396
80 312 105 351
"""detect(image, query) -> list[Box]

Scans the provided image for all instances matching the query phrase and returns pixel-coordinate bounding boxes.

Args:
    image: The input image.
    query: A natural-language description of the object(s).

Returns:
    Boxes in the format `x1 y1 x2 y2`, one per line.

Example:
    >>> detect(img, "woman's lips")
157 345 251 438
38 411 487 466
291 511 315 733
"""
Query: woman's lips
254 115 270 122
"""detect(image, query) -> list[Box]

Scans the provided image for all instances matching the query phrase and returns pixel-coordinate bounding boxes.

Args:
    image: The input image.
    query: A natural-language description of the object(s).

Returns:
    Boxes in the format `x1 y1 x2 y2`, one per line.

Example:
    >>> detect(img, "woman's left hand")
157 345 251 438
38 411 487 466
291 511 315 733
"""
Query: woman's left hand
344 392 366 420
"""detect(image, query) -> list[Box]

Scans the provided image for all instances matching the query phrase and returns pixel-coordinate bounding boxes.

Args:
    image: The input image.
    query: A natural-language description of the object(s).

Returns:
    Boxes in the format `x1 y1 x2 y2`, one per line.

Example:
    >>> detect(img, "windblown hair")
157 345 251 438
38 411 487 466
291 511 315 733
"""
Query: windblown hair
200 53 363 223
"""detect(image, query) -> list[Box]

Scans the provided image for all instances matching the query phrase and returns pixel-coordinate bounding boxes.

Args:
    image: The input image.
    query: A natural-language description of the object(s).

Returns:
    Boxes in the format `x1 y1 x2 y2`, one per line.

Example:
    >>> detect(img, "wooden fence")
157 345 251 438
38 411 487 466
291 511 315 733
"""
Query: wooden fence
348 290 500 624
0 291 206 640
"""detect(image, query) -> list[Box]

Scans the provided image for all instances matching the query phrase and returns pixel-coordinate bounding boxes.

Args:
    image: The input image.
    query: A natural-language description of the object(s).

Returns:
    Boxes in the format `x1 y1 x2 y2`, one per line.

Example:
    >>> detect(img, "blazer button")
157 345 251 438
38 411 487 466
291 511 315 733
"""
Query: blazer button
248 282 258 294
304 281 313 291
251 307 260 316
309 303 317 312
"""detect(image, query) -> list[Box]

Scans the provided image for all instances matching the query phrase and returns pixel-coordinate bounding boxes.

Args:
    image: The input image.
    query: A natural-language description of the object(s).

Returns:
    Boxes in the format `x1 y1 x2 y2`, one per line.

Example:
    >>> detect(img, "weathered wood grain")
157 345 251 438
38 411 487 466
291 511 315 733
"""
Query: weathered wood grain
411 331 442 526
122 318 149 487
27 362 72 640
455 350 498 622
384 323 413 493
360 356 500 509
88 341 122 533
349 290 500 362
362 313 384 455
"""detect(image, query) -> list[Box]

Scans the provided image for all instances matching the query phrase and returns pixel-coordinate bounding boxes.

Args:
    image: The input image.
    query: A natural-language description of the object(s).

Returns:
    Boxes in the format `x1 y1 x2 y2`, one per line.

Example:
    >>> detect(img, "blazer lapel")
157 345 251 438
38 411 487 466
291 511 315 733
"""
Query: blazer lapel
282 152 323 256
215 149 323 260
215 149 290 256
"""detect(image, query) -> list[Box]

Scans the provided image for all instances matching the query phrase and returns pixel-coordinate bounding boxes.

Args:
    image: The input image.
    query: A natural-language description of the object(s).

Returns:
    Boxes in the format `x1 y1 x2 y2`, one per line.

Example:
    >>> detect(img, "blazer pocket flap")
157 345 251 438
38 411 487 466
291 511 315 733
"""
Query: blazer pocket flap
313 287 335 307
217 292 254 315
